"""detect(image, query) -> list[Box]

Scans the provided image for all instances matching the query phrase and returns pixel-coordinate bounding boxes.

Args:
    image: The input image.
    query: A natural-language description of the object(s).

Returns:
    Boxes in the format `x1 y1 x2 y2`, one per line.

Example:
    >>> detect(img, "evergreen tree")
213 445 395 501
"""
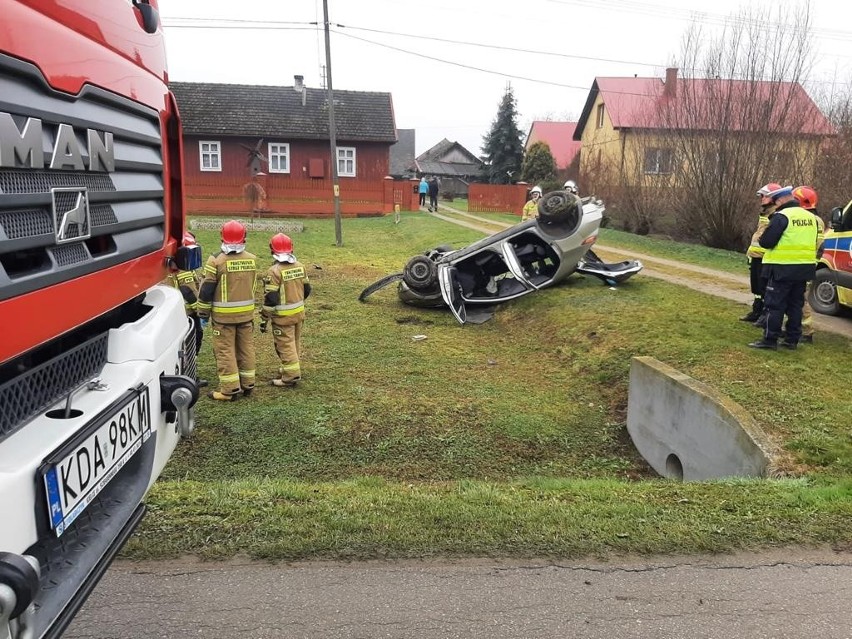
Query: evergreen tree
520 141 557 185
481 87 524 184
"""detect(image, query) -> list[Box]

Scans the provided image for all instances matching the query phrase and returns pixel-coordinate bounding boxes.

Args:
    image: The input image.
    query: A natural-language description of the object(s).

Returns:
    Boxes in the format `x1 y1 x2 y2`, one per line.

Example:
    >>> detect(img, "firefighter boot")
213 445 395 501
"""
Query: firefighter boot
740 299 763 322
207 390 239 401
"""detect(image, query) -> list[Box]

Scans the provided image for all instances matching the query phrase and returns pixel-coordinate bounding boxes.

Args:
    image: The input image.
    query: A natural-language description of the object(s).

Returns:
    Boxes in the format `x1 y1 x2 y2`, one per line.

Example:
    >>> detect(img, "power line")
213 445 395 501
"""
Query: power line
330 29 593 91
160 17 852 90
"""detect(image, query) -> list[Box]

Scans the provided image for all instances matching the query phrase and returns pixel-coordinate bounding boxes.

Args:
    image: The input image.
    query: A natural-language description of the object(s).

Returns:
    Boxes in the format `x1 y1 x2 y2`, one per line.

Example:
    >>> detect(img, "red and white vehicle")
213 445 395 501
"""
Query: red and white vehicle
0 2 198 637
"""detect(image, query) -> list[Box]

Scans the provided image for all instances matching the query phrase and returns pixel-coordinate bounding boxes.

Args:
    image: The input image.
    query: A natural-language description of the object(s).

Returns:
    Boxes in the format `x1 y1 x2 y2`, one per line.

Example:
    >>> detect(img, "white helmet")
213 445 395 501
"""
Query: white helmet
563 180 578 194
530 185 542 196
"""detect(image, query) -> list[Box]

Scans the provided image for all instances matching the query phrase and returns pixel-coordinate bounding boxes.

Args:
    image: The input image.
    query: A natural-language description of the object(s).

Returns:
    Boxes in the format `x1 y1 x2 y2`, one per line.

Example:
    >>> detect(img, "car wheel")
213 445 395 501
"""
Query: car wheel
808 269 840 316
403 255 438 290
537 190 581 227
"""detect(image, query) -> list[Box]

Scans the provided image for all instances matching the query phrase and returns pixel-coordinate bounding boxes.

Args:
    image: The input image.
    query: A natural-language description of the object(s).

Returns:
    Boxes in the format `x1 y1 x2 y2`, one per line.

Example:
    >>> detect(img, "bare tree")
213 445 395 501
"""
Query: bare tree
624 3 825 247
813 84 852 213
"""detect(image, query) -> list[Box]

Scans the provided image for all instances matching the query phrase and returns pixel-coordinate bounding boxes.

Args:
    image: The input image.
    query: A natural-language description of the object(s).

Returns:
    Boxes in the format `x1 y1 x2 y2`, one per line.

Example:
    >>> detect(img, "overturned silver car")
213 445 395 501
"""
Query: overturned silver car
359 191 643 324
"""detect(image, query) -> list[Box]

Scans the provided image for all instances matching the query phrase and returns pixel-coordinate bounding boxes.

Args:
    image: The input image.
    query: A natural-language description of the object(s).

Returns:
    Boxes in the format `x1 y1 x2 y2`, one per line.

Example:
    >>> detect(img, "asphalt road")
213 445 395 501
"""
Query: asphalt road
65 549 852 638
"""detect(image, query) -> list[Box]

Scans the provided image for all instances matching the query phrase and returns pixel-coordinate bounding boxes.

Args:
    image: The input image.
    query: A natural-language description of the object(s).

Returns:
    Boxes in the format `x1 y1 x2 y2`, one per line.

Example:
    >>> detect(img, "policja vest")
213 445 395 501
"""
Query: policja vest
262 260 308 326
198 251 258 324
762 207 818 265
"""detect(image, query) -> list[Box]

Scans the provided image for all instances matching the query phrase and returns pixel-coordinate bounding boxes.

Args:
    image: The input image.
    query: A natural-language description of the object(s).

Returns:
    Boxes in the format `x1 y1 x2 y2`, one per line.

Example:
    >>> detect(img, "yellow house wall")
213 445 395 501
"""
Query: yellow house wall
579 90 823 189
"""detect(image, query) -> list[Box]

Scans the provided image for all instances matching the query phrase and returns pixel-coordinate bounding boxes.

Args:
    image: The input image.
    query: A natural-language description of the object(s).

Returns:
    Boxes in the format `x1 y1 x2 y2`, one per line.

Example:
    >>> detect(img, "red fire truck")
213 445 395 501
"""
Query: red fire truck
0 2 198 637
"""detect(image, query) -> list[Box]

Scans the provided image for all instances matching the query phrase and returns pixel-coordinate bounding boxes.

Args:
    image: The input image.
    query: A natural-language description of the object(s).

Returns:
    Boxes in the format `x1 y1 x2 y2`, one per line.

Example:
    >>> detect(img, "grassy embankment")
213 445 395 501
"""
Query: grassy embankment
125 213 852 560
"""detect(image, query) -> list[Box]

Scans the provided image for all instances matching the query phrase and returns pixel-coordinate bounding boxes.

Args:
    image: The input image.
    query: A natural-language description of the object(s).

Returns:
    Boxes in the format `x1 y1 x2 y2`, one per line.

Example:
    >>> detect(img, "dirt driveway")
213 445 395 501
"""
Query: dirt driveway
432 205 852 340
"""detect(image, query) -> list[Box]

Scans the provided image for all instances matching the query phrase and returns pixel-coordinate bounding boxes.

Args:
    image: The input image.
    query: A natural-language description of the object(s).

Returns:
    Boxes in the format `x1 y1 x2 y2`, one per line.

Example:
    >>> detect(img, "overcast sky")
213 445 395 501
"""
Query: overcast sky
159 0 852 156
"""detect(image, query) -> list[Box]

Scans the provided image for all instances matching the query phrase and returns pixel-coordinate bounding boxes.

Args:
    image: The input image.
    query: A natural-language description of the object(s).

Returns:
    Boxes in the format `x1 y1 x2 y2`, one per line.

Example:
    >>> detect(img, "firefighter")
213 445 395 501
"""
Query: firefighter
164 231 208 386
748 186 818 350
521 186 542 221
563 180 579 195
260 233 311 387
741 182 781 323
792 185 825 344
197 220 259 400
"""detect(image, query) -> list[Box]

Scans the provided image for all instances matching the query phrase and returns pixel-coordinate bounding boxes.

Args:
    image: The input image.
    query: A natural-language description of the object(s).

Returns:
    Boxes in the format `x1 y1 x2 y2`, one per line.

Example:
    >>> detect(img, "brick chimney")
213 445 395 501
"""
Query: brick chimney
294 74 306 106
664 67 678 98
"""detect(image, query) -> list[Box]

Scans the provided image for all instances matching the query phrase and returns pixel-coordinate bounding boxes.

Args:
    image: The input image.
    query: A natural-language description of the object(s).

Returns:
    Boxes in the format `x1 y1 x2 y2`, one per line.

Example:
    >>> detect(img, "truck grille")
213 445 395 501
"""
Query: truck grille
181 318 198 381
0 335 107 440
0 53 165 302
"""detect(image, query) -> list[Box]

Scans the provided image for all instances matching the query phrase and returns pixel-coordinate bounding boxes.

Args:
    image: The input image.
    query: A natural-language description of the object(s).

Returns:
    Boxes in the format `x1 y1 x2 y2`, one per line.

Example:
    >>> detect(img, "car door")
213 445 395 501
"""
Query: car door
438 265 467 324
500 240 539 290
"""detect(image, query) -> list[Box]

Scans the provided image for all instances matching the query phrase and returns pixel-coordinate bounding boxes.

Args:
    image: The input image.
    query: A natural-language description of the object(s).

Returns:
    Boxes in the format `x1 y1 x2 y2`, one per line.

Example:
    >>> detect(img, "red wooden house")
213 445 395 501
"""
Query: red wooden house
170 78 411 216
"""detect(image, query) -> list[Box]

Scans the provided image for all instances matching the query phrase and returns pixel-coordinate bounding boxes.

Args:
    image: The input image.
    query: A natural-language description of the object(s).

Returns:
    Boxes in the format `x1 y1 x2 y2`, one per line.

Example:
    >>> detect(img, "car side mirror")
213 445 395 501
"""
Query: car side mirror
174 245 202 271
132 0 160 34
830 206 843 229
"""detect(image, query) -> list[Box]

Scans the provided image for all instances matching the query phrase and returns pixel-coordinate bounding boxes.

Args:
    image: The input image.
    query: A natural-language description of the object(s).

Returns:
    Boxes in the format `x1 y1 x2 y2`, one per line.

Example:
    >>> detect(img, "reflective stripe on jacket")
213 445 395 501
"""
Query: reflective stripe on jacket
762 208 819 265
197 251 258 323
262 260 309 326
747 214 770 259
164 270 200 314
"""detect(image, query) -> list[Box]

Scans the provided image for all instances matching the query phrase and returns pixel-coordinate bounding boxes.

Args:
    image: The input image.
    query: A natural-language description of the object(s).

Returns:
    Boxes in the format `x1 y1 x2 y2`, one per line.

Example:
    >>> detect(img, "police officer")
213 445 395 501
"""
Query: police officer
741 183 781 323
260 233 311 387
748 186 818 350
197 220 259 400
791 185 825 344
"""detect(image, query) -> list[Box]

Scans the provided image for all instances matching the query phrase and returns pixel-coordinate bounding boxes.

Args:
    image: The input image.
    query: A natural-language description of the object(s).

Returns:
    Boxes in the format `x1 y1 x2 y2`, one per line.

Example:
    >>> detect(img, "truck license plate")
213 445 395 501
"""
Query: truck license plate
42 388 151 536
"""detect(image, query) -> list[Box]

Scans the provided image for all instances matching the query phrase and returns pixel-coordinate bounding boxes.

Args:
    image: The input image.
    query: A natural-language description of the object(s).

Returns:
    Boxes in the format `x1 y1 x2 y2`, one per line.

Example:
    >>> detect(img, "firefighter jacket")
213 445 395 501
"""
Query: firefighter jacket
197 250 259 324
760 202 818 281
521 199 539 222
165 270 200 315
261 260 310 326
747 214 771 259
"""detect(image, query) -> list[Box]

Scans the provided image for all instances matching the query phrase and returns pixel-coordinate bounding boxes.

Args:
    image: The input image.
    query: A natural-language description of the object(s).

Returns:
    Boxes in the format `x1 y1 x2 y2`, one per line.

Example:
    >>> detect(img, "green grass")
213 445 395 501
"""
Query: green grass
127 214 852 561
599 227 747 276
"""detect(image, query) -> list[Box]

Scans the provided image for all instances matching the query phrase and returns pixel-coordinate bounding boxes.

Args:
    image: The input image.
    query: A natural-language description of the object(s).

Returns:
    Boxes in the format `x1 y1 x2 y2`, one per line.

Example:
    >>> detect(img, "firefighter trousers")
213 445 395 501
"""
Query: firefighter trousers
211 320 256 395
272 321 302 382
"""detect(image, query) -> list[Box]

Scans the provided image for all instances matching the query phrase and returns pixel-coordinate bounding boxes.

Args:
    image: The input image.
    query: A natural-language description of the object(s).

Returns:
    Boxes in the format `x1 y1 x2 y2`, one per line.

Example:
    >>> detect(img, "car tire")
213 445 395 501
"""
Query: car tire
537 190 581 227
808 269 841 316
403 255 438 290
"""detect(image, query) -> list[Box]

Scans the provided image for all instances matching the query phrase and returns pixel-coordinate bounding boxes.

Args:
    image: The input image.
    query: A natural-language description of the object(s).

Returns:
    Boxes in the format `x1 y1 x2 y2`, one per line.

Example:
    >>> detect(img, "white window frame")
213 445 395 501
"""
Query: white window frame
596 104 605 129
644 147 673 175
336 146 356 177
268 142 290 173
199 140 221 172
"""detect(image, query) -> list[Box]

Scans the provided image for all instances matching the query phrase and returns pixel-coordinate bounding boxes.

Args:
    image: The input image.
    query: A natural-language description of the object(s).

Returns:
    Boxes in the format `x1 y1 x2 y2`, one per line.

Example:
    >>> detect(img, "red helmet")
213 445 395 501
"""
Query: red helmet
221 220 246 244
183 231 197 246
269 233 293 254
757 182 783 205
792 185 818 210
757 182 783 197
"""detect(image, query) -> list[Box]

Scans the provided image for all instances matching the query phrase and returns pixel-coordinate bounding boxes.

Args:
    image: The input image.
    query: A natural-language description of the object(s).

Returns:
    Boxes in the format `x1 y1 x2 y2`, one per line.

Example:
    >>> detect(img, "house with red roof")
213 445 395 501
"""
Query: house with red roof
573 68 834 195
524 121 582 170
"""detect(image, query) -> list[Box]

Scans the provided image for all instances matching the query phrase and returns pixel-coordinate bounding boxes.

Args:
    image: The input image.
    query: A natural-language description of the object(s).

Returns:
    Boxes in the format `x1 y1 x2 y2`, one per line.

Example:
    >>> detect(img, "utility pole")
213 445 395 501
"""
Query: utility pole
322 0 342 246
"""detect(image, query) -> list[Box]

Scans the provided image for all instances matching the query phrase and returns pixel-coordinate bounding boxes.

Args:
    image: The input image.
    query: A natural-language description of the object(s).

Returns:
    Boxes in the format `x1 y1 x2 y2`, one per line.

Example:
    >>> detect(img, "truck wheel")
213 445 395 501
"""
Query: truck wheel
808 269 840 316
403 255 438 290
537 190 581 227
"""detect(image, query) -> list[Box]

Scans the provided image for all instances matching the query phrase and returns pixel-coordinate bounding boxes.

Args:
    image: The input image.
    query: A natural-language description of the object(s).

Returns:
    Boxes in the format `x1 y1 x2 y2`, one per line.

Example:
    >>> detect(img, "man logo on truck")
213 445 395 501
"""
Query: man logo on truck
0 112 115 172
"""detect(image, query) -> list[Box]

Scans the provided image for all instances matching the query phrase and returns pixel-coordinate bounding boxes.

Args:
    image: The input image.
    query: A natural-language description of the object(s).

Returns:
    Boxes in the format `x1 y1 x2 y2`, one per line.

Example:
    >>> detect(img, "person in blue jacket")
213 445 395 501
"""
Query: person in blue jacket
418 177 428 208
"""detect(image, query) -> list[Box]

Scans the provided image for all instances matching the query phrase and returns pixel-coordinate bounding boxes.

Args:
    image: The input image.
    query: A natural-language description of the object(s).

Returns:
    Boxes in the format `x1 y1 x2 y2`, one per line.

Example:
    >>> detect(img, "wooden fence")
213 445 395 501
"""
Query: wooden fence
468 183 531 216
184 175 421 217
